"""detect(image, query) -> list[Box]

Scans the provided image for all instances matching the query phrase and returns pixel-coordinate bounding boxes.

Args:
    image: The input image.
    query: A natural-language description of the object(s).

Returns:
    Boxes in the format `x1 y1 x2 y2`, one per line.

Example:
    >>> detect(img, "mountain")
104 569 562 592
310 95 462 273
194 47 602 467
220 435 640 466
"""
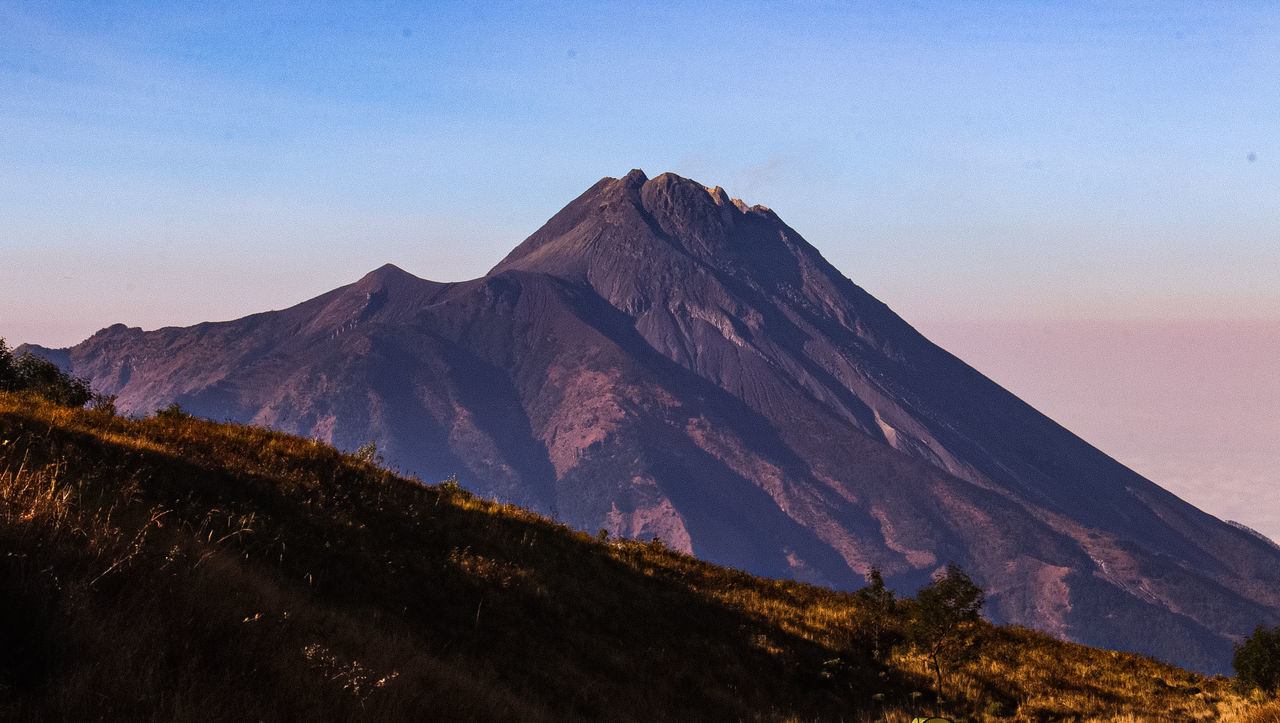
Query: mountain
30 170 1280 673
4 394 1258 720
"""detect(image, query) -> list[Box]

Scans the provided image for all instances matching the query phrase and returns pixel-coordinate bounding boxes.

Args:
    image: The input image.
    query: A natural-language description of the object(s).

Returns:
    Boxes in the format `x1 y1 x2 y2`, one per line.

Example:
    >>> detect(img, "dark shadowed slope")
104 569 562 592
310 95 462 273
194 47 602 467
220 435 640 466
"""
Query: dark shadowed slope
35 170 1280 673
5 394 1264 721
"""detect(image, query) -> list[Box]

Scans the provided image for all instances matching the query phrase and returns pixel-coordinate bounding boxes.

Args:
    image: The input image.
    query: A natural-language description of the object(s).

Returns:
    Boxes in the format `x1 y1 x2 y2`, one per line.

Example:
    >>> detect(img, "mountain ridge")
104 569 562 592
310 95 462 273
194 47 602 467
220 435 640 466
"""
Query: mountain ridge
30 170 1280 673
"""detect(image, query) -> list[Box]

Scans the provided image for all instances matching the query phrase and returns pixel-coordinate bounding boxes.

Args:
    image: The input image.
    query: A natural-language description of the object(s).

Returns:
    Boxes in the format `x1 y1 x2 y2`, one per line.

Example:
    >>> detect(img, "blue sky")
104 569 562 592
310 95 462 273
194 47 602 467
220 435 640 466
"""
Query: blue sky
3 1 1278 346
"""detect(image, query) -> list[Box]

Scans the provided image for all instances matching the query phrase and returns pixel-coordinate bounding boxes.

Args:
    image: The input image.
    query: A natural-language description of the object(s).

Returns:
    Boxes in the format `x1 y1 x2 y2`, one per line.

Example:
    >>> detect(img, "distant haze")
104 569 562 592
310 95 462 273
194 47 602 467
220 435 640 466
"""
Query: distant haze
919 319 1280 543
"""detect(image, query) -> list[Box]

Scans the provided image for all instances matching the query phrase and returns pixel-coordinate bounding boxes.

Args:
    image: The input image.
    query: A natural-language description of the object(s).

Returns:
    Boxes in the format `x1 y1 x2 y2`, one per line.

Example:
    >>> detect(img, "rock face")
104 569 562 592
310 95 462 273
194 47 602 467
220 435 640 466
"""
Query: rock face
40 170 1280 673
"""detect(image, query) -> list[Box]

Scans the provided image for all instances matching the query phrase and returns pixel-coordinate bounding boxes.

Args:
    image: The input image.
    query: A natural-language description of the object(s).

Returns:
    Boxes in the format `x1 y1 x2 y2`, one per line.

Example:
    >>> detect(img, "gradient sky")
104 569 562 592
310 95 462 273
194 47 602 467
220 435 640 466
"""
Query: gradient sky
2 3 1278 532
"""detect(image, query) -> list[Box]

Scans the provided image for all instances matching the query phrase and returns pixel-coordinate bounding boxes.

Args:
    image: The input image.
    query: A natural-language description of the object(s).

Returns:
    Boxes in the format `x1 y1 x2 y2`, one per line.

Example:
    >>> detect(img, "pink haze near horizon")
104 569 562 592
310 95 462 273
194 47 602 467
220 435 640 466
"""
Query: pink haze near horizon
918 318 1280 544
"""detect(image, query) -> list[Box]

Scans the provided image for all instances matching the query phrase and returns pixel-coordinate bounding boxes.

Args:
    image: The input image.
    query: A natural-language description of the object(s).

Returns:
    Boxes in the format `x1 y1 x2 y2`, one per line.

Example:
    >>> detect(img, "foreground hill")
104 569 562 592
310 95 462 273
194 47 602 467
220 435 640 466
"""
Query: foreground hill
28 170 1280 673
1 393 1273 721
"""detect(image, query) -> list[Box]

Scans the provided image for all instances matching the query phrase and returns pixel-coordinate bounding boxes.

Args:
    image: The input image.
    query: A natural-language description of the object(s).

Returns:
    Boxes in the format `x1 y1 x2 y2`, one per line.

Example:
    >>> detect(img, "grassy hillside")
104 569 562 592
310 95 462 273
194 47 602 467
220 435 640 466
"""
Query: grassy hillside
0 392 1274 721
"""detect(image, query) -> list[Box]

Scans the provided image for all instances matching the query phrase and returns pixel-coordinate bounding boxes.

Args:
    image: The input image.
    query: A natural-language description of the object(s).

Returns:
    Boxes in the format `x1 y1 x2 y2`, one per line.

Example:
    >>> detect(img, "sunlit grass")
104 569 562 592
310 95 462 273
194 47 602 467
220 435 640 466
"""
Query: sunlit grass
0 391 1273 721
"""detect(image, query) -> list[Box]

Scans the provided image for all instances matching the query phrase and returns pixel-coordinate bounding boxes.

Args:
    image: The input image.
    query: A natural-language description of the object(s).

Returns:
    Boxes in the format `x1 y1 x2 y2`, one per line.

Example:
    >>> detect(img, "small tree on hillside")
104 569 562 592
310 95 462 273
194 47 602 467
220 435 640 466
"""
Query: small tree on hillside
907 563 985 708
0 338 14 391
855 566 897 661
12 353 93 407
1235 624 1280 693
0 338 94 408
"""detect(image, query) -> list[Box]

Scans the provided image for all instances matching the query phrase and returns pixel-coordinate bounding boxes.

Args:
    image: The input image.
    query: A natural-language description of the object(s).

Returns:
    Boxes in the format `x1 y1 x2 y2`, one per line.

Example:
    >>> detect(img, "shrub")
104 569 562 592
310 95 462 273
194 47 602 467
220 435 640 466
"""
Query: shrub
354 440 384 466
155 402 192 419
0 338 94 407
0 338 13 390
438 474 471 499
89 393 118 416
1235 624 1280 693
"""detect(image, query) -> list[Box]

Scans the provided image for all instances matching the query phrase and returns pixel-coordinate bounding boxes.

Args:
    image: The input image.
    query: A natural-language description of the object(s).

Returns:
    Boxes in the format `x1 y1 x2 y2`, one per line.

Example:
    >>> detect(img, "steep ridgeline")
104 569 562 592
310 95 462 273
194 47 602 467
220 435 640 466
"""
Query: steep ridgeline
39 170 1280 673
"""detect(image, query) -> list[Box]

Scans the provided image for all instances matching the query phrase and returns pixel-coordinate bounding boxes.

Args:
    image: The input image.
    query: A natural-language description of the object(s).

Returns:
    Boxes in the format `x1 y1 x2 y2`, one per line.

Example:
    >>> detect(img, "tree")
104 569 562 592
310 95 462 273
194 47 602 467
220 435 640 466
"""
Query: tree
855 566 897 661
907 563 985 708
0 338 94 408
12 353 93 407
1234 624 1280 693
0 338 14 391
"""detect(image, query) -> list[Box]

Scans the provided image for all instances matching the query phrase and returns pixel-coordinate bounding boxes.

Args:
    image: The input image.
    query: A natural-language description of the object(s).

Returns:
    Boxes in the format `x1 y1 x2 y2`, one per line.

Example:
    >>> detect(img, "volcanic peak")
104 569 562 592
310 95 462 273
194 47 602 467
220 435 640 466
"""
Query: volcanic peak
37 169 1280 675
490 170 792 285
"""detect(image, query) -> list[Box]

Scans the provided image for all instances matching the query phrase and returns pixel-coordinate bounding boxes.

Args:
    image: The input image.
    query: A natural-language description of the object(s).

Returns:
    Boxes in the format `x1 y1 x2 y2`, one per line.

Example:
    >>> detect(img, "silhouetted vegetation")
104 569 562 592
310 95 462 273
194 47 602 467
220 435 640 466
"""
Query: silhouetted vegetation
907 563 985 708
1235 624 1280 694
0 338 95 408
0 392 1267 721
154 402 191 419
353 440 384 466
855 566 897 662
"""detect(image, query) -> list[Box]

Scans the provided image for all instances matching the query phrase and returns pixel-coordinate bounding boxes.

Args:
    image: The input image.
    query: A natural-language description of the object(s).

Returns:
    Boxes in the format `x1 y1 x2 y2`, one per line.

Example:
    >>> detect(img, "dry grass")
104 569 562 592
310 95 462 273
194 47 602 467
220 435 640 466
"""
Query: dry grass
0 391 1275 721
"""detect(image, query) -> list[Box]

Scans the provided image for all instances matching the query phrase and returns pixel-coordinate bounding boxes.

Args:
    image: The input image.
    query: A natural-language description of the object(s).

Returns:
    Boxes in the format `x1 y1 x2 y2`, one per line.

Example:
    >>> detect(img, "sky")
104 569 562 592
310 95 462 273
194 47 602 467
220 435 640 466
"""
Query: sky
922 319 1280 542
3 2 1278 533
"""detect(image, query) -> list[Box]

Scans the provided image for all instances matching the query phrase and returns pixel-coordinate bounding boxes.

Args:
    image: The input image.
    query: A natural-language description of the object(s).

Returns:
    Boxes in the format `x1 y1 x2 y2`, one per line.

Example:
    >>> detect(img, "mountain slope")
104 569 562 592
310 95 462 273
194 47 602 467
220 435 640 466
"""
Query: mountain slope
0 393 1264 721
33 170 1280 673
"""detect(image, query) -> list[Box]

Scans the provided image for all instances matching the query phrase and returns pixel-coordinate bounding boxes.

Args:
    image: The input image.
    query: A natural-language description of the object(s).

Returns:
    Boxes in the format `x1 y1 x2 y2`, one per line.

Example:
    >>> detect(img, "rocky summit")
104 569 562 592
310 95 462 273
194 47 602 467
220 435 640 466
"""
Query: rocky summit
35 170 1280 673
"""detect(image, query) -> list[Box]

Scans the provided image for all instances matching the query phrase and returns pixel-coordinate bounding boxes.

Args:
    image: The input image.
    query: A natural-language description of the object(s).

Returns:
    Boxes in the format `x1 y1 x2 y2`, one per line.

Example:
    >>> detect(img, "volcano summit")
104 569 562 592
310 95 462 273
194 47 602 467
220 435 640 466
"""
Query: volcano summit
36 170 1280 673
